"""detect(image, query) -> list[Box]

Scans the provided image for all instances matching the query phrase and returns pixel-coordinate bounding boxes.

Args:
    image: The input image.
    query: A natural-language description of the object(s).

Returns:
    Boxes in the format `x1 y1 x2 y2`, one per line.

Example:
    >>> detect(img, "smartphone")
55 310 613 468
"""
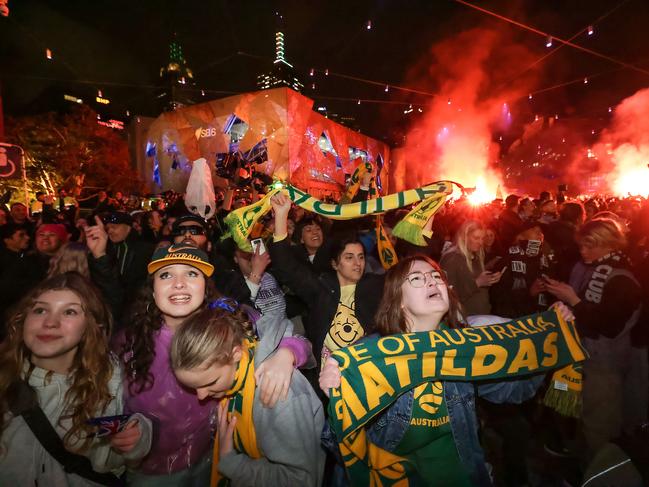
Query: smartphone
251 238 266 255
86 414 131 437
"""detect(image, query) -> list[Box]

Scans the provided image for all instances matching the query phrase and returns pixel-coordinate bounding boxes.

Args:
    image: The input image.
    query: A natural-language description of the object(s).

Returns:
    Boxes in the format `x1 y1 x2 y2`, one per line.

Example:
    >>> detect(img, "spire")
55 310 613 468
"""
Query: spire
158 33 196 111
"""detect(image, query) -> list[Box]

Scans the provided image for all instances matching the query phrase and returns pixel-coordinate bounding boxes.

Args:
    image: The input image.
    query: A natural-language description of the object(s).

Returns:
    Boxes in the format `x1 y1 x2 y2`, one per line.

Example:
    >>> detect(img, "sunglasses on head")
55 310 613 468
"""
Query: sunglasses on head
172 225 206 237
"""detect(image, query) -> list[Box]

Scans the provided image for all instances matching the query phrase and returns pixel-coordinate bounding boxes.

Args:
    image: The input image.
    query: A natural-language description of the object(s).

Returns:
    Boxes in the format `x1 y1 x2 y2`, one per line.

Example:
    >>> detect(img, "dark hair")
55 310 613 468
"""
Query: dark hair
505 194 520 209
1 222 27 240
295 216 322 242
375 255 465 335
559 201 585 225
121 275 222 394
329 234 365 263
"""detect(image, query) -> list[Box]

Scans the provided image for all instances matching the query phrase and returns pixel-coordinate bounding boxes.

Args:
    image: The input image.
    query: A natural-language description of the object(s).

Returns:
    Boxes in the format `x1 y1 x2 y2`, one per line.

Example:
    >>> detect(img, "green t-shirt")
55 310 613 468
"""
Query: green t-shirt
393 379 473 486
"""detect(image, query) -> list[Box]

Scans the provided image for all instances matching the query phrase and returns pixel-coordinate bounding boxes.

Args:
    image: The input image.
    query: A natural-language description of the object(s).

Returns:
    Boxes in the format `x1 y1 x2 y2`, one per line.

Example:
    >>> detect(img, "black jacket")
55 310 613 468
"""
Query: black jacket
269 237 384 364
105 231 155 301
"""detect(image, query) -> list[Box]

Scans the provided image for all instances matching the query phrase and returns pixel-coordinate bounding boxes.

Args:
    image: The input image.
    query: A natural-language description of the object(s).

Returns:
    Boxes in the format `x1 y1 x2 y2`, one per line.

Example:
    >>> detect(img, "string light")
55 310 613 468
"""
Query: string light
97 89 103 97
546 36 553 48
309 68 314 76
357 99 361 105
584 77 588 84
311 83 316 90
447 98 452 105
325 68 329 76
45 48 52 60
555 114 559 119
126 110 130 116
587 25 594 36
201 89 205 96
366 20 372 30
608 106 612 113
528 93 533 100
384 85 389 92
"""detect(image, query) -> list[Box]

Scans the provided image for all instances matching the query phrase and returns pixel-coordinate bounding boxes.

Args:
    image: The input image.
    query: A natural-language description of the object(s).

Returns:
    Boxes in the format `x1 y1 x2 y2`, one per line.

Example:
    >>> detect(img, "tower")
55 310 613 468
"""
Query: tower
256 18 304 92
158 35 196 111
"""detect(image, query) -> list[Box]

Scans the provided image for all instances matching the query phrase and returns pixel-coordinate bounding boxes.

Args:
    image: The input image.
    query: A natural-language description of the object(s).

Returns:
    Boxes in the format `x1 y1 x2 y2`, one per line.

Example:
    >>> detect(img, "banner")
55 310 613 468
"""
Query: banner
327 310 587 486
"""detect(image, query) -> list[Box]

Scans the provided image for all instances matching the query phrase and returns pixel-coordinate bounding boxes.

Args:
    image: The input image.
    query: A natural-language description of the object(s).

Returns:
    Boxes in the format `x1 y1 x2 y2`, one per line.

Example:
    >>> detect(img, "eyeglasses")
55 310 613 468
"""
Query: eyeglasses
172 225 206 237
404 271 445 288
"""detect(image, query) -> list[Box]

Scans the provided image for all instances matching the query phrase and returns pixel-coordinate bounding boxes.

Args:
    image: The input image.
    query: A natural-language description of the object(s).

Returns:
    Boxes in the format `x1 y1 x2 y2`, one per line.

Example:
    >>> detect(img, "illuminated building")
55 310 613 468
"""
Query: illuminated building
256 31 304 92
158 35 196 111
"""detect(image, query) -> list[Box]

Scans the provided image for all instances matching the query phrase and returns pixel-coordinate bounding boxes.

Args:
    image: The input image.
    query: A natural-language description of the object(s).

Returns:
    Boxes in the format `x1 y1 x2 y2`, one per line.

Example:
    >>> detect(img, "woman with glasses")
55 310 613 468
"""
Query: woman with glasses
321 254 574 486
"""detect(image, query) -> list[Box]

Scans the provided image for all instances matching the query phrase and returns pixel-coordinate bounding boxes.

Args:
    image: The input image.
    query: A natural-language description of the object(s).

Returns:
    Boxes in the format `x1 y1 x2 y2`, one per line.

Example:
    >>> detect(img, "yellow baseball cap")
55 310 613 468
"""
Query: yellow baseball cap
147 243 214 277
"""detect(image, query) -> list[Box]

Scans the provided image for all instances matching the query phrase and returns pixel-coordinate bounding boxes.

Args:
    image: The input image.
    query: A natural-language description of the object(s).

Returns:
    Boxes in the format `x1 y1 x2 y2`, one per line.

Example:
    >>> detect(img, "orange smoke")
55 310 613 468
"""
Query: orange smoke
394 28 539 199
592 88 649 197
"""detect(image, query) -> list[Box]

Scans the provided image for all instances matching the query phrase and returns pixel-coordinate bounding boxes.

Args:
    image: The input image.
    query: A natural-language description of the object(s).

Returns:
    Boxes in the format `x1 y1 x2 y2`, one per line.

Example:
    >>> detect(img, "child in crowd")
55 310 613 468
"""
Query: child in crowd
171 304 325 487
0 272 151 485
120 243 313 486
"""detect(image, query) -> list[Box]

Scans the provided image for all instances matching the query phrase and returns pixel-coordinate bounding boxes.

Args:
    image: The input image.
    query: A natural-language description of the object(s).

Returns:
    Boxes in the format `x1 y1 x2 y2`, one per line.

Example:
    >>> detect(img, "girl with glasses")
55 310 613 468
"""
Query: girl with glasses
321 255 575 486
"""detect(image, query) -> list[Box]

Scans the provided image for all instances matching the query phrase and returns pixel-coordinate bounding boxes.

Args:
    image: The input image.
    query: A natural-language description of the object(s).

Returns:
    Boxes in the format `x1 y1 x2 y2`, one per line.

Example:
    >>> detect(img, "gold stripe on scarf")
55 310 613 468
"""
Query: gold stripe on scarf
211 338 261 487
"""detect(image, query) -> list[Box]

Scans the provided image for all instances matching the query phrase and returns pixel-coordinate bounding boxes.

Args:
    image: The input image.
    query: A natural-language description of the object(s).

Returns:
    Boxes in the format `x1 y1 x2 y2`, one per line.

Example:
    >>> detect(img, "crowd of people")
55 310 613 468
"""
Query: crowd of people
0 176 648 487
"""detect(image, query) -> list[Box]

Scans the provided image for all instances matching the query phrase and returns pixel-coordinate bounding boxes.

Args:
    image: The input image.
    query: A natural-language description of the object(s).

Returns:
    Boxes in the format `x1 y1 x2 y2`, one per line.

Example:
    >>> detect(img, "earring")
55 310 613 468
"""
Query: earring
146 302 152 314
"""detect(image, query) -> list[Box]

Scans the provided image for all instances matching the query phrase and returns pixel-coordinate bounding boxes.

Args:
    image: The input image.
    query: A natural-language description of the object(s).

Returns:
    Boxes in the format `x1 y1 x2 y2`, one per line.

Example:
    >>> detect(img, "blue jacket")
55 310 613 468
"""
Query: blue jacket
323 357 544 486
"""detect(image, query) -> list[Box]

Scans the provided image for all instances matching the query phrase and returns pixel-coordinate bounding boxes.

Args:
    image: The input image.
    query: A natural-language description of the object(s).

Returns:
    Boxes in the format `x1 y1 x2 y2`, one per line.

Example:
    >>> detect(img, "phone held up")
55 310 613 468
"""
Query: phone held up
251 238 267 255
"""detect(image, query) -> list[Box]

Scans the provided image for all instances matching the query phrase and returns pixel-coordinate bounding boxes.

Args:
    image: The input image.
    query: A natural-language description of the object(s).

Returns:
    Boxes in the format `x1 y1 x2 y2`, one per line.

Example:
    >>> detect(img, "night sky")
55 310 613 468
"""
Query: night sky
2 0 649 144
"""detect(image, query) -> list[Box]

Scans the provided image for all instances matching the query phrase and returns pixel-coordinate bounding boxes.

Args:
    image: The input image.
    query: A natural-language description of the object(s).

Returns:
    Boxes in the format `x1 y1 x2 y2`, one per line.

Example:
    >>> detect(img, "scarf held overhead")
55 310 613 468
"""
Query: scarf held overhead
224 181 453 251
327 310 587 487
212 338 260 487
341 159 398 269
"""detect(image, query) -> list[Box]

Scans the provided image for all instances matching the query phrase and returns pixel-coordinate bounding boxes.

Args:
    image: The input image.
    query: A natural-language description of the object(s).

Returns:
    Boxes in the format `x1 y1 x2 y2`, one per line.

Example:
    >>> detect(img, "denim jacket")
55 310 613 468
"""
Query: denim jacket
323 369 544 486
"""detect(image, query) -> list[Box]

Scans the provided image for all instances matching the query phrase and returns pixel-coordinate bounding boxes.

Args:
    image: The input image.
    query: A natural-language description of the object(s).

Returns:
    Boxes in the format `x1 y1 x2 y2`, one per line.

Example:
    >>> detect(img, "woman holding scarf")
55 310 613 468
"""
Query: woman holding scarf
117 243 312 487
320 254 577 486
545 218 648 456
268 193 384 370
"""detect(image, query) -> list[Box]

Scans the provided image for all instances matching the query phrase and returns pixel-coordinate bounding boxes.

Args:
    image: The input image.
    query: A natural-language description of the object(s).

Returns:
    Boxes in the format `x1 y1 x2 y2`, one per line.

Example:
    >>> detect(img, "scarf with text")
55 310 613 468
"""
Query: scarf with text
326 310 587 487
543 362 583 418
212 338 261 487
224 181 452 252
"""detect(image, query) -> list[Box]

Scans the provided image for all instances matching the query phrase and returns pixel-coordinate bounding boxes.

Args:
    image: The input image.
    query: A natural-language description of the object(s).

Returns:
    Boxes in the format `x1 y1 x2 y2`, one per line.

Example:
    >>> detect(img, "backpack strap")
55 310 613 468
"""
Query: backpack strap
9 380 122 486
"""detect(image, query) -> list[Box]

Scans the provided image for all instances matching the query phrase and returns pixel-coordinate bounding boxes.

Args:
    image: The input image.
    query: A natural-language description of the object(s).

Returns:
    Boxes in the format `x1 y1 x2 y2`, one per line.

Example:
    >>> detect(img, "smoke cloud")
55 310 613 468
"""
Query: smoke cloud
591 87 649 197
392 28 539 198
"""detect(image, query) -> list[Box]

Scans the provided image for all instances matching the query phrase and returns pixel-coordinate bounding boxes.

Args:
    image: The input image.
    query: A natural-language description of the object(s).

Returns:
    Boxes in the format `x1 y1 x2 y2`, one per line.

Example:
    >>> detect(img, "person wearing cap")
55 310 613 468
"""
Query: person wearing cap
117 243 312 487
170 214 211 252
35 223 68 257
102 211 155 299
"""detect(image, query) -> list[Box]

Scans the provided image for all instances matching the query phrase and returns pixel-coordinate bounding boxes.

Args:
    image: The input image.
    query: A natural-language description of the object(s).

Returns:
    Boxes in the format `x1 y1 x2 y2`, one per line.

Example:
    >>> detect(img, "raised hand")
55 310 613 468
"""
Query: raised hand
84 215 108 258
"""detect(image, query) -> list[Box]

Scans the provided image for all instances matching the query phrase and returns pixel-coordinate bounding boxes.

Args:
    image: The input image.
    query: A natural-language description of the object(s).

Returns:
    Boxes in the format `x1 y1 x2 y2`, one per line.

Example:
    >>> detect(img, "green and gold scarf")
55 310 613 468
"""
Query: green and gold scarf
212 338 260 487
543 362 583 418
224 181 452 252
342 160 399 270
326 310 587 487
